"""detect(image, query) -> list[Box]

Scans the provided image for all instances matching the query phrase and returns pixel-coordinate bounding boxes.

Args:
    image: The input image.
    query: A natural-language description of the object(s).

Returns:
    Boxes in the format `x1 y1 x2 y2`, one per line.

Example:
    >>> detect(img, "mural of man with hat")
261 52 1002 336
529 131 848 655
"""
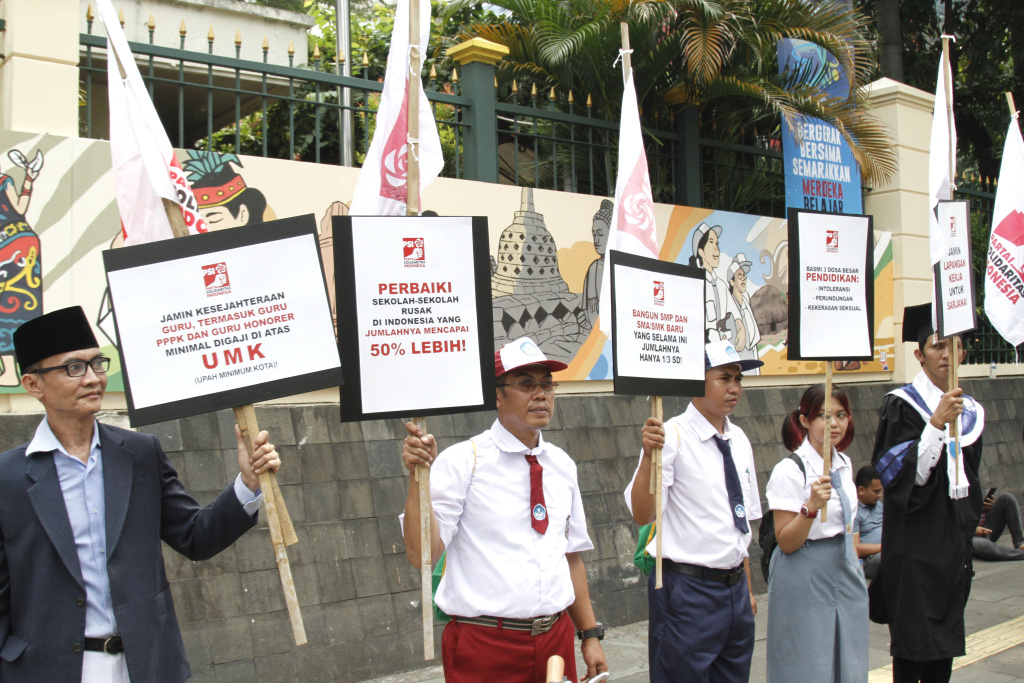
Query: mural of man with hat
626 340 763 683
399 337 608 682
727 253 761 373
688 223 734 344
870 303 985 683
0 306 281 682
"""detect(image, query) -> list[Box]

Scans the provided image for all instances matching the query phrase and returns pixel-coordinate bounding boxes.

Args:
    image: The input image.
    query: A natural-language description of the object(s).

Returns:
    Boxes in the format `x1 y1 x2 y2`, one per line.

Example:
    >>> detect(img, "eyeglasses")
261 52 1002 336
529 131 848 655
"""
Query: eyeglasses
32 356 110 378
496 379 559 393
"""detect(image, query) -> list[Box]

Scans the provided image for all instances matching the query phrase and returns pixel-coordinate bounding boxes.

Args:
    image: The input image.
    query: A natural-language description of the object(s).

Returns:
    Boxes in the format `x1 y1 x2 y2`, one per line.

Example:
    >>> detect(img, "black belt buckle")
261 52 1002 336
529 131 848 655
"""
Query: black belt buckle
530 613 558 636
103 636 122 655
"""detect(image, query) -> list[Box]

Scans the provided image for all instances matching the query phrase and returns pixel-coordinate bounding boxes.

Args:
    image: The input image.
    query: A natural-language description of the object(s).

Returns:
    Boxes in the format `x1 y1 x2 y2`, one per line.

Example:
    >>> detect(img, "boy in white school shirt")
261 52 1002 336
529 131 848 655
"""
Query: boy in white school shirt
625 340 762 683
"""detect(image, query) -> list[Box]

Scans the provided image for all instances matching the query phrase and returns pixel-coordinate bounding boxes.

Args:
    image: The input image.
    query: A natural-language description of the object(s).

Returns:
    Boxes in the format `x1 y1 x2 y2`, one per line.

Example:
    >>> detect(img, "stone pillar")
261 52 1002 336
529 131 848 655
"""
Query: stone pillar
447 37 508 184
0 0 80 136
863 77 935 383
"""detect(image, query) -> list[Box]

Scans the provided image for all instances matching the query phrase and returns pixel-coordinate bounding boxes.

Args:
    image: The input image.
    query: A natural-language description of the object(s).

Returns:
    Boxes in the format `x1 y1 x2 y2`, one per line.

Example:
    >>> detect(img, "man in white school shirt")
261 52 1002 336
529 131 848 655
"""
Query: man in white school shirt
400 337 608 683
625 340 762 683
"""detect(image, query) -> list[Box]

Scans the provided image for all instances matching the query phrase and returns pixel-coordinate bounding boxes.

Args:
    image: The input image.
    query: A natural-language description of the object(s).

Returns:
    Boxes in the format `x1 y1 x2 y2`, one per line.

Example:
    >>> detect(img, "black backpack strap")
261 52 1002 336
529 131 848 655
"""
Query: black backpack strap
787 452 807 486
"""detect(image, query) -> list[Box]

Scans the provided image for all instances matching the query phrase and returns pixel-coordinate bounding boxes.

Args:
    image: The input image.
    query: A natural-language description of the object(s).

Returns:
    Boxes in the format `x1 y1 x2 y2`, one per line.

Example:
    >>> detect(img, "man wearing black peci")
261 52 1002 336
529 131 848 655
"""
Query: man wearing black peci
0 306 281 682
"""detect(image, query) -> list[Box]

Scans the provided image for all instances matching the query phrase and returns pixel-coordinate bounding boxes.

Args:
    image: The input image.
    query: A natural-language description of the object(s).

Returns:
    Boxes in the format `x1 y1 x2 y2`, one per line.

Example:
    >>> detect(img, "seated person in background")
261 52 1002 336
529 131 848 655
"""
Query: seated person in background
852 465 883 580
972 489 1024 562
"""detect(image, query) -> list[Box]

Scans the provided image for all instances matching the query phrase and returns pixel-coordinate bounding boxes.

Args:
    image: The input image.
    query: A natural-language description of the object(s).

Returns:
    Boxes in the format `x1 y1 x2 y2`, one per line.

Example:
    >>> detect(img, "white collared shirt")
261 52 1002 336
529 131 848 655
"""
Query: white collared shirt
624 402 762 570
766 438 856 540
426 419 592 619
908 370 971 488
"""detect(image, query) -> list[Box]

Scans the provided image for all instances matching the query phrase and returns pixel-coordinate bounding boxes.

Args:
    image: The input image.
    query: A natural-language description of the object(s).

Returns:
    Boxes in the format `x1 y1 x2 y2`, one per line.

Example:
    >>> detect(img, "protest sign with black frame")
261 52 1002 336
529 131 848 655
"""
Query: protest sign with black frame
104 212 339 646
933 199 978 339
787 207 874 521
103 213 343 427
609 249 706 587
332 215 495 421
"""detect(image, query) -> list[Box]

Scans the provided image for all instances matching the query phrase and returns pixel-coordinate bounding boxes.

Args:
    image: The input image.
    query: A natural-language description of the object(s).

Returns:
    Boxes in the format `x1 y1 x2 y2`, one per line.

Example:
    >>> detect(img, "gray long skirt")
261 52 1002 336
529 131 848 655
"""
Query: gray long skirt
766 534 869 682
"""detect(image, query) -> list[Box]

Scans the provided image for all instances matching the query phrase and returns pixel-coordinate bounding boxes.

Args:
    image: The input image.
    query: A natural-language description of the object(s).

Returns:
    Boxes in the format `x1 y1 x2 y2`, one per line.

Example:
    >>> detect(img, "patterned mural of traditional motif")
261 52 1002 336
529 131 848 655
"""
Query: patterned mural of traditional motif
0 130 894 392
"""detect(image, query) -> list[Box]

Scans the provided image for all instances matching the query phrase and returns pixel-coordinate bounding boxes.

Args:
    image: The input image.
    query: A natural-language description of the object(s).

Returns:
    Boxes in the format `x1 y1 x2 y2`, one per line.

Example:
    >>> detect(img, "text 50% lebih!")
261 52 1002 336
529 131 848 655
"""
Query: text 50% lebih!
370 343 406 357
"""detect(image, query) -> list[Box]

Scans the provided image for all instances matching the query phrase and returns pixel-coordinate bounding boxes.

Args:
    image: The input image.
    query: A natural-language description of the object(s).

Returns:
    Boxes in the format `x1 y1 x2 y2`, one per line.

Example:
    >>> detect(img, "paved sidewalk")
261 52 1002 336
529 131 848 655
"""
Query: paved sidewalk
365 548 1024 683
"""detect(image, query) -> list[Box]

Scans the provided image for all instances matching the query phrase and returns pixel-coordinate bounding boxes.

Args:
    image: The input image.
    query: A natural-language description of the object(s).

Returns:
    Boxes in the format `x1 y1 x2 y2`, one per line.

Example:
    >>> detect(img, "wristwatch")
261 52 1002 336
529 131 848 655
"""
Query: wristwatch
800 504 818 519
577 623 605 641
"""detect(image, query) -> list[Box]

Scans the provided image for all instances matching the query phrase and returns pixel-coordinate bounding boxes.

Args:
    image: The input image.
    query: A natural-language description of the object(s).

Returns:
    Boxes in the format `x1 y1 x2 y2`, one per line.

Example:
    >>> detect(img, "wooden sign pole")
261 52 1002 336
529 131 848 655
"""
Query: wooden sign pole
941 37 961 485
234 404 305 645
406 0 434 660
618 20 663 589
617 21 665 590
820 361 833 523
159 196 307 644
110 46 307 644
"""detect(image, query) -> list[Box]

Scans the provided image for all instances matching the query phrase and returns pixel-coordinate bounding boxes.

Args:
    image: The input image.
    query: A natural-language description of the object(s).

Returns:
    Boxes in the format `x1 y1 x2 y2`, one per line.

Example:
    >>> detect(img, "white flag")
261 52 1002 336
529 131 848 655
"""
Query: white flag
349 0 443 216
598 70 659 336
984 114 1024 347
99 0 207 245
928 52 956 268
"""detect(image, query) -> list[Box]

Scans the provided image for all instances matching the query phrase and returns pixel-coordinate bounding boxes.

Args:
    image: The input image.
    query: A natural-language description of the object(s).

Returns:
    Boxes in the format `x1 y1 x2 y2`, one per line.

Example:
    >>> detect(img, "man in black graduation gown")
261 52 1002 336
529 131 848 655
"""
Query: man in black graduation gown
871 303 985 683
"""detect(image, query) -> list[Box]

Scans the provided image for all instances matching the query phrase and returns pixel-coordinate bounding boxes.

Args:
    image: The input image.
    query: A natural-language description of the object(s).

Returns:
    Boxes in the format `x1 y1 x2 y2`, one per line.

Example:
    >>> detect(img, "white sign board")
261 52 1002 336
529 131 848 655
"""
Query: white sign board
934 200 978 338
787 209 875 360
104 215 343 426
334 216 495 420
610 251 706 397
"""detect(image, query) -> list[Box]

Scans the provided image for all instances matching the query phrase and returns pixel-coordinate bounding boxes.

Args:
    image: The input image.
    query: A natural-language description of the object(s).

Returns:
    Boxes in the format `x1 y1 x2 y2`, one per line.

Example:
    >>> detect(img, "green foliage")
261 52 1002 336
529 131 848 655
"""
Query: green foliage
858 0 1024 180
245 0 308 13
303 0 500 80
456 0 898 189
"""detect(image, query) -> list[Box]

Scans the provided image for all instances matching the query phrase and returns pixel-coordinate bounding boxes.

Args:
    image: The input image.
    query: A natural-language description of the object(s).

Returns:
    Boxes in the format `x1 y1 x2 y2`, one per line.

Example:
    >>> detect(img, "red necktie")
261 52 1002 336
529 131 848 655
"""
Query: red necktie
525 454 548 534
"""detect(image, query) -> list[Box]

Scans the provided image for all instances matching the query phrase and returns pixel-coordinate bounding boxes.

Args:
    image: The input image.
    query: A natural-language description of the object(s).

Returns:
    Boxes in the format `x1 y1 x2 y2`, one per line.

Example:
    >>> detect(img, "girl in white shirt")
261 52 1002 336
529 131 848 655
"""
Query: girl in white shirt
765 385 869 682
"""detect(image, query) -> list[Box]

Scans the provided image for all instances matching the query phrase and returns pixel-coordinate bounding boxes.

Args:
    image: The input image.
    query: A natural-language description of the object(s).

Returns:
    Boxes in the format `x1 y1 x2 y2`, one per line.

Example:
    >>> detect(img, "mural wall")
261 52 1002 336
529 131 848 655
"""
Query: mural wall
0 130 894 392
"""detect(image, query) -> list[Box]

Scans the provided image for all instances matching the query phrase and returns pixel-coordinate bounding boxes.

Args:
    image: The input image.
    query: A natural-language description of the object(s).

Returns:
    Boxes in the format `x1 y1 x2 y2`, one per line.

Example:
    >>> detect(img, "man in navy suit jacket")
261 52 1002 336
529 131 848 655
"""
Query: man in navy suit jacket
0 306 281 682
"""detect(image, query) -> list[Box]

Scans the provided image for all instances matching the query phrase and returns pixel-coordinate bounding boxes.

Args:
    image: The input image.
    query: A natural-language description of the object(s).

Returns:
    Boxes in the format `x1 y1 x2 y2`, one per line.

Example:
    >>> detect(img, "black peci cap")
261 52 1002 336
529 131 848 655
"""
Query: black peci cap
13 306 100 374
901 303 934 347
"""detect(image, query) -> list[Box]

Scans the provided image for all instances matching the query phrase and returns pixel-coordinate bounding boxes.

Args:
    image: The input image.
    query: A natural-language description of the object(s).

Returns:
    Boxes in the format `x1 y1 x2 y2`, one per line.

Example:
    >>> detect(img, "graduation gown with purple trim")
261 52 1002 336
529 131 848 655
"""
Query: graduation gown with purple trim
870 386 983 661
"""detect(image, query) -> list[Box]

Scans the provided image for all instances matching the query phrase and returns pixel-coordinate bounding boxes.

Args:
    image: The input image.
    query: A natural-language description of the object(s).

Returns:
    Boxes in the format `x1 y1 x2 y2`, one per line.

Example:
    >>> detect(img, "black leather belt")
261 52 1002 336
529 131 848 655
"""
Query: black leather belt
664 559 745 585
84 636 123 654
456 612 563 636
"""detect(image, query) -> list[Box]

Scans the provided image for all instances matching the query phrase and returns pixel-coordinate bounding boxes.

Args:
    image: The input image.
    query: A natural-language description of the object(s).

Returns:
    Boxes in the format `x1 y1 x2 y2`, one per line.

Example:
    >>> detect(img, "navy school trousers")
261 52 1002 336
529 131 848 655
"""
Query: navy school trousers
648 567 755 683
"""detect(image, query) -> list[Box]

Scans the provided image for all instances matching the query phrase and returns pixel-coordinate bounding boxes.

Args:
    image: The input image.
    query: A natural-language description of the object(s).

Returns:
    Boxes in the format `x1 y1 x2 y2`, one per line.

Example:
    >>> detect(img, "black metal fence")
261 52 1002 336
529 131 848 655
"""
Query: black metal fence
955 176 1022 365
78 21 784 216
80 19 1017 366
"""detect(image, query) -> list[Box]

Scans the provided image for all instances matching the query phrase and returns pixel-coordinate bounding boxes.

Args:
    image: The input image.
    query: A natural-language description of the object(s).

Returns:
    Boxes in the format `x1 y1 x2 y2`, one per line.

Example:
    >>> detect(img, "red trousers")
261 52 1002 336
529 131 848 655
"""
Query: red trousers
441 612 578 683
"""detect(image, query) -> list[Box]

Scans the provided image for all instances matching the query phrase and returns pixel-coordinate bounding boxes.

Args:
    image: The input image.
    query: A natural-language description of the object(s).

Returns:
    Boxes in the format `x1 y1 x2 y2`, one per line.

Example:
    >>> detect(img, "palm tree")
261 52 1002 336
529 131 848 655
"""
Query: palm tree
448 0 898 189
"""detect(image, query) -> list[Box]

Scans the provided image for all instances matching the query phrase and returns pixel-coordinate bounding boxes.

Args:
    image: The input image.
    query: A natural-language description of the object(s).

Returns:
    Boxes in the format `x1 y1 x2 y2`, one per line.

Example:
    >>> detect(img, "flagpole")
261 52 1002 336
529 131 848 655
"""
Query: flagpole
616 20 664 589
819 362 833 523
941 36 961 485
406 0 434 661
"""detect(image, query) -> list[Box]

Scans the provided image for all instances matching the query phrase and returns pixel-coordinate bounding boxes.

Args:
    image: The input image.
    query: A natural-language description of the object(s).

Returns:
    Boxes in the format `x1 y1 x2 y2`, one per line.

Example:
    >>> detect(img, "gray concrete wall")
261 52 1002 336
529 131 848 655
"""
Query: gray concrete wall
1 377 1021 682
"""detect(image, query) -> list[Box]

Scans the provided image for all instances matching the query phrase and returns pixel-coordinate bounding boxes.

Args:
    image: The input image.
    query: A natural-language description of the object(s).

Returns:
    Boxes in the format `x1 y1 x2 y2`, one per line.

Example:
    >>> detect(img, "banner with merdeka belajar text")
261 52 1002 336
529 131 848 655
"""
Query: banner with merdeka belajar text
777 32 862 215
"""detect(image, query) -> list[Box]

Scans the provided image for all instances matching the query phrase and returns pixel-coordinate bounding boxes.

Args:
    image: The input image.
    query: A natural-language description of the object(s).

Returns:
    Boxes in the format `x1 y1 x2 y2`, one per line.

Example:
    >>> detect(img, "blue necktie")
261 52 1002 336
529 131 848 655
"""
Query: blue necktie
829 461 860 565
713 435 750 534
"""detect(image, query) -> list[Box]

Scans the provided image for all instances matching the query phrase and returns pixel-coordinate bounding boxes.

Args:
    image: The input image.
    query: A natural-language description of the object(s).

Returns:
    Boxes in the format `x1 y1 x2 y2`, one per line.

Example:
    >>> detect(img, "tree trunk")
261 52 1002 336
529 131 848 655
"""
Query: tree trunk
875 0 905 82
